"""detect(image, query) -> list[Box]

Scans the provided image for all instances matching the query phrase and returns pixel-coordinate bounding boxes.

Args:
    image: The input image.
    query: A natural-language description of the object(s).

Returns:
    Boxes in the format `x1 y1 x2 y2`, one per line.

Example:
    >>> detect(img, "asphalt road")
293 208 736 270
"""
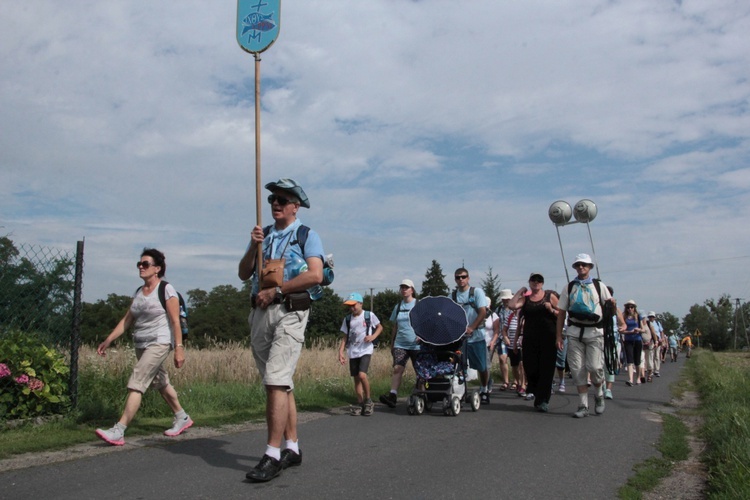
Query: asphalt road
1 356 686 499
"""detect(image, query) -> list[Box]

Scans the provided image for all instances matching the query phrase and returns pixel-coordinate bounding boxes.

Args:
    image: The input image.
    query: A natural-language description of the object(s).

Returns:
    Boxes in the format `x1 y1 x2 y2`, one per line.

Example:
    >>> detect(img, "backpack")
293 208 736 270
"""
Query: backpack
452 287 480 312
137 281 189 339
263 224 334 286
566 279 603 326
345 311 377 347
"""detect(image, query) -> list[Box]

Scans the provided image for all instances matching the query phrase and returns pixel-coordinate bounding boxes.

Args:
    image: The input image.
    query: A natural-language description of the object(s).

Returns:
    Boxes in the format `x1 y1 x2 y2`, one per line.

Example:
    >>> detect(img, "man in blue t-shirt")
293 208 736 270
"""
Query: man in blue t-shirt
238 178 325 482
452 268 490 404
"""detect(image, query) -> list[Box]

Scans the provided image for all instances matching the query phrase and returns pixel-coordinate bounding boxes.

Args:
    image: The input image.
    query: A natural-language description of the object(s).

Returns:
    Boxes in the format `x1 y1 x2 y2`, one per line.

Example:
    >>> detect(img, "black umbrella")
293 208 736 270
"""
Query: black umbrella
409 296 468 346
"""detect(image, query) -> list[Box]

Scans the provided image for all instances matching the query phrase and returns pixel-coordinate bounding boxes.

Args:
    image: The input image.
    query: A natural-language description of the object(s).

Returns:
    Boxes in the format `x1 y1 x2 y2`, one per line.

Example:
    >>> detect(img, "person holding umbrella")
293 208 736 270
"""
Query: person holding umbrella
238 178 325 482
451 268 490 403
379 279 420 409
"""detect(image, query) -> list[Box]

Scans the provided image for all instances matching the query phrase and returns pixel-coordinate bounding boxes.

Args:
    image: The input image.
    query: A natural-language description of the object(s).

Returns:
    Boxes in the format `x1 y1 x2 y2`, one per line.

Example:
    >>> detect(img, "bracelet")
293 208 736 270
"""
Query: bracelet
176 344 184 348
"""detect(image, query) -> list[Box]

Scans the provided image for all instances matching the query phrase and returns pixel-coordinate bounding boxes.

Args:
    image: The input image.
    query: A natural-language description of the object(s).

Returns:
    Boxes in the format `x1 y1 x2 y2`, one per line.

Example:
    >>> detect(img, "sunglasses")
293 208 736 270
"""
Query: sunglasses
454 275 468 280
573 263 591 269
136 261 157 269
399 285 410 289
626 305 635 309
529 278 543 283
267 194 296 206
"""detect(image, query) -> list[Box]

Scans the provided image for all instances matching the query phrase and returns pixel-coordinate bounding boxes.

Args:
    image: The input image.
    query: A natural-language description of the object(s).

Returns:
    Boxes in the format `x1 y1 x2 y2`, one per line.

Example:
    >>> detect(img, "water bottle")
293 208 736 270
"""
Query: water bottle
290 250 323 300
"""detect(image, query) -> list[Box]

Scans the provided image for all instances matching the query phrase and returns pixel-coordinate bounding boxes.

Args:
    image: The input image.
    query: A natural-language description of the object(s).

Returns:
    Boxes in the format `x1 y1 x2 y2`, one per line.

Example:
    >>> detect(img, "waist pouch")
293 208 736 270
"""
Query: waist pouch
284 292 311 311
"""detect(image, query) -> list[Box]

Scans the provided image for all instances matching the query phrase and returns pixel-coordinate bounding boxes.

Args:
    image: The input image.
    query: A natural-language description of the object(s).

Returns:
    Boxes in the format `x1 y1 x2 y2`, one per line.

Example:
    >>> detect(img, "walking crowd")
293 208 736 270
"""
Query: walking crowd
91 177 689 485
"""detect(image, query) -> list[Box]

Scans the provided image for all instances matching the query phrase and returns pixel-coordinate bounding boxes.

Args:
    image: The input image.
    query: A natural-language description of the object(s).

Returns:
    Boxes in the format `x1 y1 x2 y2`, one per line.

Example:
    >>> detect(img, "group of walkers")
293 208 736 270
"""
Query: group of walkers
92 176 688 485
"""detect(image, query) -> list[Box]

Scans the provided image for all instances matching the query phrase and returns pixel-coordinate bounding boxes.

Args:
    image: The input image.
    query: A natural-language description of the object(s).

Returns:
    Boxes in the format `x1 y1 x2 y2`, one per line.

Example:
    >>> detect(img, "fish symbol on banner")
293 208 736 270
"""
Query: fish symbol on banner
241 12 276 35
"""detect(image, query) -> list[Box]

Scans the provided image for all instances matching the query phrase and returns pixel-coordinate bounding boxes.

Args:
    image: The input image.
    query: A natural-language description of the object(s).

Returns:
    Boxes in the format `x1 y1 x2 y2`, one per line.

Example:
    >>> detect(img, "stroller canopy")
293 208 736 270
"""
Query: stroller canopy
409 296 468 346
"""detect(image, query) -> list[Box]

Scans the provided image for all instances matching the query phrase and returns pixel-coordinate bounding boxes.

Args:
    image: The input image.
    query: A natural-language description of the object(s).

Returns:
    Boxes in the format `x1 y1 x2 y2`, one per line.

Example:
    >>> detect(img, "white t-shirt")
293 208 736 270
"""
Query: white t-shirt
130 282 178 348
340 311 381 359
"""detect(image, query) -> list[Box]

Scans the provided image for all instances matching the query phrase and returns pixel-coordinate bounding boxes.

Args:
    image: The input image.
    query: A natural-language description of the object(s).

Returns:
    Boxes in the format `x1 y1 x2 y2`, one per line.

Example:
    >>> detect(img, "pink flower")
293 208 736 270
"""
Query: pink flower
27 378 44 391
15 374 29 385
0 363 10 378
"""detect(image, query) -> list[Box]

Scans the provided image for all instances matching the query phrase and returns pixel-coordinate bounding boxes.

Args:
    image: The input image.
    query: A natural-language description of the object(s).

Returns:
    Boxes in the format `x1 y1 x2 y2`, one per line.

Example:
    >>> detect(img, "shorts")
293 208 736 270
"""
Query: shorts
392 348 419 368
250 304 308 390
467 340 488 373
566 333 604 387
508 349 522 367
127 343 172 393
496 342 508 356
349 355 372 376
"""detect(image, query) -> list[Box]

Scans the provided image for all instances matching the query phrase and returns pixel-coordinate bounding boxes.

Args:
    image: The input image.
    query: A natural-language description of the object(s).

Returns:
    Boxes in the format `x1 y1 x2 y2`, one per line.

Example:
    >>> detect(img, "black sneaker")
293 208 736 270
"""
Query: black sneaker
280 449 302 469
246 454 283 482
379 393 397 408
480 392 490 405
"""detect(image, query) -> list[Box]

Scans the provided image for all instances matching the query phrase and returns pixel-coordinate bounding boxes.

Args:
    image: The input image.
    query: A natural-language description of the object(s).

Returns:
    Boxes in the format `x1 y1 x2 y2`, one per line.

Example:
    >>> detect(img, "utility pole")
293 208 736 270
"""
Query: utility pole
734 298 748 350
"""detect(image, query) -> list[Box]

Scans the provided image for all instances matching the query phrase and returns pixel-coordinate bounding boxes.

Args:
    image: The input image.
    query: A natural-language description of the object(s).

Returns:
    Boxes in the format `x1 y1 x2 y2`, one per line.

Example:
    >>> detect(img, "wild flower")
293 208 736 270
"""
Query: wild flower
0 362 11 378
15 374 30 385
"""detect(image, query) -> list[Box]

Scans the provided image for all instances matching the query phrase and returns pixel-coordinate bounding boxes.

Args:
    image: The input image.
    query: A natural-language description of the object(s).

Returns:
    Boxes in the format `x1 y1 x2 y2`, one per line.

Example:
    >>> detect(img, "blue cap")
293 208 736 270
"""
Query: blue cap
265 178 310 208
343 293 363 305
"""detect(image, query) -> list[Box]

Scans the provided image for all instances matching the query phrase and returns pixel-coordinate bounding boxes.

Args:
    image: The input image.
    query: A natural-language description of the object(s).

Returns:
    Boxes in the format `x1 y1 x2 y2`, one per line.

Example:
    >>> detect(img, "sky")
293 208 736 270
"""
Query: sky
2 0 750 319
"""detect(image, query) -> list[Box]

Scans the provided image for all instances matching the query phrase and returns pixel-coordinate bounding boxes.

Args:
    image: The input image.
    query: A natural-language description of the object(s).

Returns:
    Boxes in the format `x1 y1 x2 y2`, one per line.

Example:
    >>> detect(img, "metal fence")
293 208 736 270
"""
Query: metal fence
0 238 84 420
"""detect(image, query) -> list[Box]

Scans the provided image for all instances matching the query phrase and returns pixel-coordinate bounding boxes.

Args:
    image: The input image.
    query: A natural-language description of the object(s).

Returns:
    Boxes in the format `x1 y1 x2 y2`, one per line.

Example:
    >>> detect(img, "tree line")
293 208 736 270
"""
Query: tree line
1 237 746 351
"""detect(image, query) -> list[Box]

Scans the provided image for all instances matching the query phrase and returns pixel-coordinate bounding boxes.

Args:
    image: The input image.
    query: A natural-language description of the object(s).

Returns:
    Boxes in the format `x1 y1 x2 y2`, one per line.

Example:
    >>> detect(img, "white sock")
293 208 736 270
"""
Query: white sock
115 422 127 432
285 439 299 454
579 393 588 407
175 410 187 420
265 445 281 460
390 390 397 395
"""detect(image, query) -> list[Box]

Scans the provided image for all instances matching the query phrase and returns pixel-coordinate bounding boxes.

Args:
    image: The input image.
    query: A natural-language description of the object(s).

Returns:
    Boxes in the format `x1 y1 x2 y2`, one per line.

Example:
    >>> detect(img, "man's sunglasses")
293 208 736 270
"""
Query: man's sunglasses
136 261 157 269
268 194 296 206
455 275 469 280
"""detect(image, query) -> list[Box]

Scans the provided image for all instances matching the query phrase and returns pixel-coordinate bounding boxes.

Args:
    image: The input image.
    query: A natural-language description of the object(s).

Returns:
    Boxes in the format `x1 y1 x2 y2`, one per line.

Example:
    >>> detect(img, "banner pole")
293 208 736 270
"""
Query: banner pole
255 52 263 274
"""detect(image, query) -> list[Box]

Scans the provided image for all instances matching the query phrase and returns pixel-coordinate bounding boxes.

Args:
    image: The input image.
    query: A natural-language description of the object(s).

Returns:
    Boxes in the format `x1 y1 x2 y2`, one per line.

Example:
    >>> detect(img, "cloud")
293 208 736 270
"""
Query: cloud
2 1 750 318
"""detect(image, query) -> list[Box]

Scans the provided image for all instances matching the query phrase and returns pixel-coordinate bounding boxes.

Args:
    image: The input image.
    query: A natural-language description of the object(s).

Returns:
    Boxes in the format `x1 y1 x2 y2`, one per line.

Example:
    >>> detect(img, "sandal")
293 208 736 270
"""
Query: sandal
509 383 517 391
499 383 509 391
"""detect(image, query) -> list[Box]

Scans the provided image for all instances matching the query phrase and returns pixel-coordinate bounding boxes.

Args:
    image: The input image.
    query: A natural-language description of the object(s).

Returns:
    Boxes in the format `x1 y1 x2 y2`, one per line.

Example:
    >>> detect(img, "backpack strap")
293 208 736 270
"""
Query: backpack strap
452 287 479 312
263 224 309 254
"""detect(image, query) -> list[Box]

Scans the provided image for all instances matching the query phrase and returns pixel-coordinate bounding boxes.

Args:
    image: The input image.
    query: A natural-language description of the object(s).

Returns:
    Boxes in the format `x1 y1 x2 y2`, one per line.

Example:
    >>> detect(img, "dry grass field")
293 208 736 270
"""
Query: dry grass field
79 342 402 387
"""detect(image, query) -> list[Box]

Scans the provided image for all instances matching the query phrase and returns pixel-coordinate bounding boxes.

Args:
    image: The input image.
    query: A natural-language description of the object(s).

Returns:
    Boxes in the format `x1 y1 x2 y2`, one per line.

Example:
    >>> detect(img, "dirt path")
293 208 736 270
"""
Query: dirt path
643 389 707 500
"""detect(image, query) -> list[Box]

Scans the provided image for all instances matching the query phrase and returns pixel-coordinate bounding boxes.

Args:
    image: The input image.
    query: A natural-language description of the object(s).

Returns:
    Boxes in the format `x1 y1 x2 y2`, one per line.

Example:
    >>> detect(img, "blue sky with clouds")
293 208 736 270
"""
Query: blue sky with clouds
2 1 750 318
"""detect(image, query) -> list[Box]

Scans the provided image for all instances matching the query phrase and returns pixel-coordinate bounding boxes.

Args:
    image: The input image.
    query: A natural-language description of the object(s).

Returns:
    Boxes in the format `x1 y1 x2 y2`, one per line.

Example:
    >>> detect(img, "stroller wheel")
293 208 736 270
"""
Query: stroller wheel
414 396 425 415
442 397 452 416
470 391 481 412
407 395 417 415
450 396 461 416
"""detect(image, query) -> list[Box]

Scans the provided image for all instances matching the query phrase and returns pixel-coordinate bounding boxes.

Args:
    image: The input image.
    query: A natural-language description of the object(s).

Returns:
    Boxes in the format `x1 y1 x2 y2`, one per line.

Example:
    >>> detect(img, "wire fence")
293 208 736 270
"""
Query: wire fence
0 238 84 421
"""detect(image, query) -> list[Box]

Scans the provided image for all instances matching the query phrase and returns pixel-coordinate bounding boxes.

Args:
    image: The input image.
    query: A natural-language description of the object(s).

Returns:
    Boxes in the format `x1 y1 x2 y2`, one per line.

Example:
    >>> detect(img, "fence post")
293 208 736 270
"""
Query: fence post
69 239 85 409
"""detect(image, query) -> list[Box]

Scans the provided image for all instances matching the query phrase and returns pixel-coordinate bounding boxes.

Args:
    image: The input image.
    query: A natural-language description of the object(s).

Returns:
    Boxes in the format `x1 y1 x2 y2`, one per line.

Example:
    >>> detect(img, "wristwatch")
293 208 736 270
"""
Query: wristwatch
275 286 283 300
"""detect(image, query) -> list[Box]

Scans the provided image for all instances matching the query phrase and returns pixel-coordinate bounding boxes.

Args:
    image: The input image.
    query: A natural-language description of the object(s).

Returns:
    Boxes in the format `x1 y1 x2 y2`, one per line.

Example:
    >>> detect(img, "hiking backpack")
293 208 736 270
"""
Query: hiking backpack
262 224 334 286
566 279 603 325
452 286 480 313
345 310 377 347
137 281 189 339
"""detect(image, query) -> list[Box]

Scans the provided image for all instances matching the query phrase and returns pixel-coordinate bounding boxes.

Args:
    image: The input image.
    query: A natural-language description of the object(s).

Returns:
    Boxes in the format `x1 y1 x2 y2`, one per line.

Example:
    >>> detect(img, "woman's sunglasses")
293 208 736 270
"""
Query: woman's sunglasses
136 261 157 269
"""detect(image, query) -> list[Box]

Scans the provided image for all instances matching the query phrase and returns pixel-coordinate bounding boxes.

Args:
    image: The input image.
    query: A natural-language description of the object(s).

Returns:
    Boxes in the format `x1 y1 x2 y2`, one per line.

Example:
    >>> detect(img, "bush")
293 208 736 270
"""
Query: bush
0 330 70 420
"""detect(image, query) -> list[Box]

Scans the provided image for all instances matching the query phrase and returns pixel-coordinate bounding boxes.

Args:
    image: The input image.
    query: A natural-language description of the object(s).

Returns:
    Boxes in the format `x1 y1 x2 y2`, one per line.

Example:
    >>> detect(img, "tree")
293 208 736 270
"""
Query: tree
305 287 344 345
421 260 449 297
365 288 400 346
682 295 733 350
186 285 251 348
480 266 502 310
659 311 680 337
80 294 132 345
0 236 74 345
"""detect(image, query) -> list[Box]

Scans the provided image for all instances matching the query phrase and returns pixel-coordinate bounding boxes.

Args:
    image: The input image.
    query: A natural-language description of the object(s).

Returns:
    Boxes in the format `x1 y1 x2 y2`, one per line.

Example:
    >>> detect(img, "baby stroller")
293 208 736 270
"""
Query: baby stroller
407 297 481 416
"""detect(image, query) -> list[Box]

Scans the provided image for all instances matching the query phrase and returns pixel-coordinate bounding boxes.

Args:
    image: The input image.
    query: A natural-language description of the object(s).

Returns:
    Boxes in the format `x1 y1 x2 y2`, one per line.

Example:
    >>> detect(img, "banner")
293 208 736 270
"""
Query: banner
237 0 281 54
